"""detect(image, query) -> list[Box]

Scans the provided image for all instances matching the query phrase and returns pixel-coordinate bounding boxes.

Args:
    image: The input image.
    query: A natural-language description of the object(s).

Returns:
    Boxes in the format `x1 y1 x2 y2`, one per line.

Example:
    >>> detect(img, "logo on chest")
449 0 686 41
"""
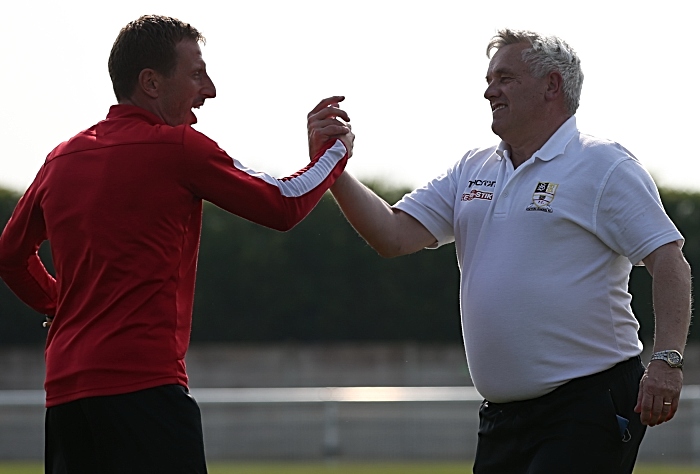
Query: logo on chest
462 189 494 202
462 178 496 202
468 179 496 188
525 182 558 213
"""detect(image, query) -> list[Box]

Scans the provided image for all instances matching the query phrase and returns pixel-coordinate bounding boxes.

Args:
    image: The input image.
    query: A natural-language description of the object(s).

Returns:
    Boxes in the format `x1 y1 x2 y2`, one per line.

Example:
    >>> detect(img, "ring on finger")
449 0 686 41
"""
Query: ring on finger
663 401 672 406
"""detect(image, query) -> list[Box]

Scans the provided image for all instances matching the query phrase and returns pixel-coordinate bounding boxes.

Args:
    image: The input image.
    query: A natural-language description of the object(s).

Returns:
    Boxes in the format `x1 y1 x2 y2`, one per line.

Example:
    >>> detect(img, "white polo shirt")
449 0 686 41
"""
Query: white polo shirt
395 116 683 403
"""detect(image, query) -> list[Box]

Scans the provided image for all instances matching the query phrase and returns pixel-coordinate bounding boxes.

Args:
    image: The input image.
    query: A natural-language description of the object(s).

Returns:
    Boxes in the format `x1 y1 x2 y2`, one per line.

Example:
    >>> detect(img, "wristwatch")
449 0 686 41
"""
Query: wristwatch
650 350 683 369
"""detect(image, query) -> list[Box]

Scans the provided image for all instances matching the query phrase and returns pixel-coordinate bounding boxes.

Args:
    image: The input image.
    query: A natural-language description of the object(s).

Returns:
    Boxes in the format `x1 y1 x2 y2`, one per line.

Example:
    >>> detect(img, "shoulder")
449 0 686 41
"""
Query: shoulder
575 132 637 164
448 145 500 177
403 145 499 203
179 126 224 154
462 145 499 164
560 132 651 186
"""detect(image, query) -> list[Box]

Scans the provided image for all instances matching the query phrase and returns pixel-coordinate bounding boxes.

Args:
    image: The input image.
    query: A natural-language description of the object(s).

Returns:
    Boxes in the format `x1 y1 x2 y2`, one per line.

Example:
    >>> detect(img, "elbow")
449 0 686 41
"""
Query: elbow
366 228 432 259
681 257 692 282
372 240 411 259
277 221 297 232
266 210 306 232
670 246 692 280
270 221 297 233
376 248 399 259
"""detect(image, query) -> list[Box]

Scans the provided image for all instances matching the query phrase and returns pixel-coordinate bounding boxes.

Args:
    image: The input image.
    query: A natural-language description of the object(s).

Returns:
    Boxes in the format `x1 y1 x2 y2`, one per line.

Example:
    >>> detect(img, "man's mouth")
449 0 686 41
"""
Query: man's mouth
491 104 506 114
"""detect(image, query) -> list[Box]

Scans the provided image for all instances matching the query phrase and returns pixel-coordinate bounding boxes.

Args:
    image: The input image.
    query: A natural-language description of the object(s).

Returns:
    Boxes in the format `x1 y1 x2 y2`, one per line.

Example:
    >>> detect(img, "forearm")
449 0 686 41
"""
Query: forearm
0 253 57 316
193 139 349 232
330 172 436 257
635 241 690 426
648 244 692 353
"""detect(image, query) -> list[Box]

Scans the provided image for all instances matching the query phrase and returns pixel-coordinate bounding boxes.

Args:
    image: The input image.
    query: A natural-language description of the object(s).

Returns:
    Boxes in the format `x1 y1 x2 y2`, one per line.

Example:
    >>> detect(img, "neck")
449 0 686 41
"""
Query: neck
119 95 165 123
504 115 571 168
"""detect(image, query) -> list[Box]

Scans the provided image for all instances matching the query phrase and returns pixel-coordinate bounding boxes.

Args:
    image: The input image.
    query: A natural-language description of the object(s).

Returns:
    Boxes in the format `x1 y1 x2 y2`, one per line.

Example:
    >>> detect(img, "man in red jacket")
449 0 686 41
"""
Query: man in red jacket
0 14 353 474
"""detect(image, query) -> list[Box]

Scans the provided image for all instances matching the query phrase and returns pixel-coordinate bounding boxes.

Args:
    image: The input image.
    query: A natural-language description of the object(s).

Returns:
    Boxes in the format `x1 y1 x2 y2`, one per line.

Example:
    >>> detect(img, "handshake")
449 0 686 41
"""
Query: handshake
307 96 355 160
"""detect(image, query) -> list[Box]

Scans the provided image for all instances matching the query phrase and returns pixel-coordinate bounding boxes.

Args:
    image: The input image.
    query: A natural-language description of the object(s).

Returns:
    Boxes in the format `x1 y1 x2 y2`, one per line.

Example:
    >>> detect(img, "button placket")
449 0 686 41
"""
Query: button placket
493 159 532 217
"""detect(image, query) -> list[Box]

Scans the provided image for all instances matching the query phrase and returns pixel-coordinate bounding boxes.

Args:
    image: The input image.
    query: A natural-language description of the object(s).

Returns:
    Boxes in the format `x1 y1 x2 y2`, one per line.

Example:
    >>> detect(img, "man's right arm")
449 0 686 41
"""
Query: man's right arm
330 171 437 258
185 97 353 232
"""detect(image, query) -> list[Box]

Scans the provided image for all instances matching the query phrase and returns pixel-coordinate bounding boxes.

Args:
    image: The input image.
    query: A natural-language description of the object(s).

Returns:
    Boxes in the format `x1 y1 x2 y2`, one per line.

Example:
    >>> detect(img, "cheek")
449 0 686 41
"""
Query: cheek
174 95 192 112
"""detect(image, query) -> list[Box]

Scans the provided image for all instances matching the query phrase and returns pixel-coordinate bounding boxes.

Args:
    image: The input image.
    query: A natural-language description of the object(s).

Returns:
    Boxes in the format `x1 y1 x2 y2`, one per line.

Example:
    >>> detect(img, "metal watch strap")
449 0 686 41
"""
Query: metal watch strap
650 350 683 368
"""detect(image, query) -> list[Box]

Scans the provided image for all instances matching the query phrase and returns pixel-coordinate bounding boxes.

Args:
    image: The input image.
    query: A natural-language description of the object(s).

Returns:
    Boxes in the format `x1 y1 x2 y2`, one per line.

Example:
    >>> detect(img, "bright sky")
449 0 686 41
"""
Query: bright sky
1 1 697 195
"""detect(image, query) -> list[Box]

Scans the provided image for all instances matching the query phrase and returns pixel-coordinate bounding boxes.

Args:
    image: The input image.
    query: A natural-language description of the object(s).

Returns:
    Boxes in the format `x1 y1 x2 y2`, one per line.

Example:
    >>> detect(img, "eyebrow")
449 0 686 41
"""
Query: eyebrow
486 66 518 81
191 60 207 71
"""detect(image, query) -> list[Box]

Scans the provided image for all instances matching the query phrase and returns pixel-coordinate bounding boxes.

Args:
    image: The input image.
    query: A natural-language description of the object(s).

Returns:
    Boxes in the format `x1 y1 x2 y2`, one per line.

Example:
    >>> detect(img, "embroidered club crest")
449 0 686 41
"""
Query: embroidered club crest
526 182 558 213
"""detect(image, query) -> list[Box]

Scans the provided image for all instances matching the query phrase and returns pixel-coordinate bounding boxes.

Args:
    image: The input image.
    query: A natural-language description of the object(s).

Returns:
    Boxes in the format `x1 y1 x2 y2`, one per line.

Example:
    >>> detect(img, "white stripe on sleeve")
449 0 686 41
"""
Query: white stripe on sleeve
231 140 347 198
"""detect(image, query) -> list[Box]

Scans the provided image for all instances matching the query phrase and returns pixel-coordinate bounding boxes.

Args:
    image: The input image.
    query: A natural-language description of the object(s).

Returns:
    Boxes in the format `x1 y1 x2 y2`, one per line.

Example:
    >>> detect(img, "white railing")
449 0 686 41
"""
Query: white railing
0 386 484 406
1 386 698 463
1 384 697 405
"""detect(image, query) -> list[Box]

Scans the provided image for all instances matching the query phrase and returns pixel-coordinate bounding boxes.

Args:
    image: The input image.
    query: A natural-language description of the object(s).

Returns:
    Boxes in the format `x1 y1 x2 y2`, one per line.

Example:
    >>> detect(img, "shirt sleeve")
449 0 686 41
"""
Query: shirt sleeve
0 167 57 315
594 158 683 265
181 129 349 231
393 167 459 248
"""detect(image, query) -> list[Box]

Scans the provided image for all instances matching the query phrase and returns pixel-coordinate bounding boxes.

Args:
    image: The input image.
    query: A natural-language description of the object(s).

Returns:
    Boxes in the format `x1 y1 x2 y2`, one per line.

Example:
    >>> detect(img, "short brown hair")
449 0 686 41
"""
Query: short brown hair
108 15 205 102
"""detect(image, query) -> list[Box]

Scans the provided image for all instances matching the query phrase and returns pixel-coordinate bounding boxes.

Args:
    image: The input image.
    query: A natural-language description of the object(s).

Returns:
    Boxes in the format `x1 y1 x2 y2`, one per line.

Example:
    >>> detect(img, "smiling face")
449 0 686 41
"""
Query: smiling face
155 39 216 126
484 42 550 147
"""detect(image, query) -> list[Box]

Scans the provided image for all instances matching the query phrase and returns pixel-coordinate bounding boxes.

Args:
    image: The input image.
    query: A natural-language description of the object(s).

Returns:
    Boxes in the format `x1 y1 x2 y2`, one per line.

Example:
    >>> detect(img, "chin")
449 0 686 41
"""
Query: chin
491 118 511 138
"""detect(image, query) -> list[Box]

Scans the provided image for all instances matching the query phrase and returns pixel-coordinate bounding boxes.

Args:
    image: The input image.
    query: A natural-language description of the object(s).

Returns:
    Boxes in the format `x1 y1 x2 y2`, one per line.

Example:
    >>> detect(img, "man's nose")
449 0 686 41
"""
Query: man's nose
203 73 216 99
484 81 497 101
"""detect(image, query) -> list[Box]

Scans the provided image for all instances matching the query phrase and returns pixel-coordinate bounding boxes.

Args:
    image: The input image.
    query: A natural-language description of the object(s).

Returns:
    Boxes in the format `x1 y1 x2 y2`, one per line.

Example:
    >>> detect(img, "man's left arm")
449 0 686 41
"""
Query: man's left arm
0 177 57 317
635 241 692 426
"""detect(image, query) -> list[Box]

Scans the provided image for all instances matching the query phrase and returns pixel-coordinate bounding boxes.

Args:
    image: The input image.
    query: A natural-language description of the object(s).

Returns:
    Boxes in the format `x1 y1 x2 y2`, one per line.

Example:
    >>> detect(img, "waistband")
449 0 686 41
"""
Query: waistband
558 355 642 394
488 356 643 409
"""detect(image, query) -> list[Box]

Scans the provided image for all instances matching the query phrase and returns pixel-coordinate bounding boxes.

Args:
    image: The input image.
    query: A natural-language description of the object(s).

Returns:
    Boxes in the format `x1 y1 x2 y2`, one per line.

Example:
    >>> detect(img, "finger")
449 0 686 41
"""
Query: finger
635 377 649 422
310 122 351 138
308 106 351 125
650 398 661 426
340 132 354 158
663 399 679 423
640 402 653 426
307 96 345 118
308 116 351 133
634 381 644 414
648 397 668 426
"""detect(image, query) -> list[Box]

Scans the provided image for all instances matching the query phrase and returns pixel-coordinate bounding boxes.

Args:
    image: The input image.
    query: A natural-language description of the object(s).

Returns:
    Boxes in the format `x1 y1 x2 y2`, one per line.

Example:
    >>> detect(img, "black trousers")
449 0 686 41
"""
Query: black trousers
45 384 208 474
473 357 646 474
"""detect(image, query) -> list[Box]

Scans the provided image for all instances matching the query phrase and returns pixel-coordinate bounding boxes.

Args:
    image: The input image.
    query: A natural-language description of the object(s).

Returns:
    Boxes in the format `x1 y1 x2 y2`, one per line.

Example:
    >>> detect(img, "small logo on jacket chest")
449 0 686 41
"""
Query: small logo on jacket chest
525 182 558 213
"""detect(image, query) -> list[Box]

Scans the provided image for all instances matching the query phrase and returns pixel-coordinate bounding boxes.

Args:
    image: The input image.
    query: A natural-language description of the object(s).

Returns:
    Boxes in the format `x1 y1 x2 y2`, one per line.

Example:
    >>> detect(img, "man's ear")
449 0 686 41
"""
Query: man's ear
137 69 160 99
544 71 564 102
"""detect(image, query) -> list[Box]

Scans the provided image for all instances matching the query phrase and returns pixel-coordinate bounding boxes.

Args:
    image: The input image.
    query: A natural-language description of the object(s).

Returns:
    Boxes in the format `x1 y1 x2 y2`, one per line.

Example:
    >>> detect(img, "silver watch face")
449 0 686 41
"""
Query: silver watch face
668 351 682 365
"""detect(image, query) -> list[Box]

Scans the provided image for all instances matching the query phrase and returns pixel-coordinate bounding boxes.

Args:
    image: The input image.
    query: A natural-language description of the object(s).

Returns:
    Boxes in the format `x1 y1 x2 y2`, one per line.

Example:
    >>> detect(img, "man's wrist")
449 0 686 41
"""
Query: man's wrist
650 349 683 369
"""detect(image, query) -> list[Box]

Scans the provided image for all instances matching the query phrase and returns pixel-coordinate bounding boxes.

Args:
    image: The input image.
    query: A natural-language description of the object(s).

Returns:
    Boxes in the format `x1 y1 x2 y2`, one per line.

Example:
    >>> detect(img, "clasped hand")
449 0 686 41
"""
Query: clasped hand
307 96 354 159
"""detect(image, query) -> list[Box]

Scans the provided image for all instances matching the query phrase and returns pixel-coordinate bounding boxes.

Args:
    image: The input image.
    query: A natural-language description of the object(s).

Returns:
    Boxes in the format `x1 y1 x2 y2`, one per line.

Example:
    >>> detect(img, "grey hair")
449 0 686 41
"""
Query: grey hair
486 28 583 115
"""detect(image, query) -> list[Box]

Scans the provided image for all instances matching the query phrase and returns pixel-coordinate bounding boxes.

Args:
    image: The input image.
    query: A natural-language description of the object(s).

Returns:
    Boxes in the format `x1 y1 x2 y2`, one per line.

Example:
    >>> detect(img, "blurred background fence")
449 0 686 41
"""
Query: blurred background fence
1 344 699 464
1 386 700 464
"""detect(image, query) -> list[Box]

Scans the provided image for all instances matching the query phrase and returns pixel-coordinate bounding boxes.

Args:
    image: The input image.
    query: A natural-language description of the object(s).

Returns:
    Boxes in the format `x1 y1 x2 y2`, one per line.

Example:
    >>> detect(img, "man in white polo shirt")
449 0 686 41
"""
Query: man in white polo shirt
326 29 691 473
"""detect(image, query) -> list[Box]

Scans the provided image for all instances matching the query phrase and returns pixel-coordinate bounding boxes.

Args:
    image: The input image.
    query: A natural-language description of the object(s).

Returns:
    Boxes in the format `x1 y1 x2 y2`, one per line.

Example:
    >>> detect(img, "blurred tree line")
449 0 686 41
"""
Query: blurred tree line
0 184 697 346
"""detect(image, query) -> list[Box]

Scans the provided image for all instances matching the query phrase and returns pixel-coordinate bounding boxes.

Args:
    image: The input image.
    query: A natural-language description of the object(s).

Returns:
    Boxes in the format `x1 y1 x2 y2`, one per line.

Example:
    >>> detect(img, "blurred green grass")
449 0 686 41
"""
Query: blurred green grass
1 461 698 473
